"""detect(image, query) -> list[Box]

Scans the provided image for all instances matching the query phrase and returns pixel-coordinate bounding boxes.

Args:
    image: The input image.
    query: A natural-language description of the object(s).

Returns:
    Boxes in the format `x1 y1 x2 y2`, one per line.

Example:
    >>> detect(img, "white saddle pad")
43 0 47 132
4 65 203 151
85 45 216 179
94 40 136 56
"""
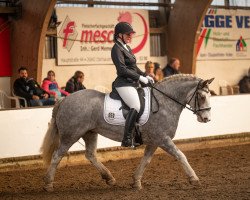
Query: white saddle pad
104 87 151 126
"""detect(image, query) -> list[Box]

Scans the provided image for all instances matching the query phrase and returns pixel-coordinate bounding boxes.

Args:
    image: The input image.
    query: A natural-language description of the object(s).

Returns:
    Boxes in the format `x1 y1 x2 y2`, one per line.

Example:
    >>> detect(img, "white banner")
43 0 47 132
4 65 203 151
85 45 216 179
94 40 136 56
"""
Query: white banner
56 7 150 65
197 9 250 60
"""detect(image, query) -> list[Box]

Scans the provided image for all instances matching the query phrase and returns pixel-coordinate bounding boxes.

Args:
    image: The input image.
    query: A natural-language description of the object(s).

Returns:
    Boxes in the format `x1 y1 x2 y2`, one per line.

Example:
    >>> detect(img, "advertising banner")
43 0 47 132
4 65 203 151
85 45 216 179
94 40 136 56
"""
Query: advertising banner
197 9 250 60
56 7 150 65
0 17 11 76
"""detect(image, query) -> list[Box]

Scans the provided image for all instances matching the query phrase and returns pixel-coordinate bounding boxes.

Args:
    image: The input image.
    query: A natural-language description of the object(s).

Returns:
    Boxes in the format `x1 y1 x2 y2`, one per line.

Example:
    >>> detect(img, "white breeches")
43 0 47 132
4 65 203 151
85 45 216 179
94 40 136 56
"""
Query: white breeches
116 86 141 112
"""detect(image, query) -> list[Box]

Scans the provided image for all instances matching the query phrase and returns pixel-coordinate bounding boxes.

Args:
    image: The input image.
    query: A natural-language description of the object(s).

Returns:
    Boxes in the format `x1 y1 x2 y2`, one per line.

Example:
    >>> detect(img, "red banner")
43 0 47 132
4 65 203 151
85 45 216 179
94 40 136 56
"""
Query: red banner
0 17 11 77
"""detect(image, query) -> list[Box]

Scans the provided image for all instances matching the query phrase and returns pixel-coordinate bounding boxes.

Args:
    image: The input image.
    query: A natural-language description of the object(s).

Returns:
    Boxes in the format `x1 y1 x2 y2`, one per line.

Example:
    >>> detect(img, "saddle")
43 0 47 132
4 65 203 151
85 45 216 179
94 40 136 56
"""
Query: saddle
110 87 146 120
103 87 151 145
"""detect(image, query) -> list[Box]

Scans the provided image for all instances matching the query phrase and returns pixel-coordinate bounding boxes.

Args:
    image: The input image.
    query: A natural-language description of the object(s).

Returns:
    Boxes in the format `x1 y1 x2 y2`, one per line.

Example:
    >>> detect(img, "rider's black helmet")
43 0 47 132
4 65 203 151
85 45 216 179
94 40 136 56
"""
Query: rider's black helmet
114 22 135 41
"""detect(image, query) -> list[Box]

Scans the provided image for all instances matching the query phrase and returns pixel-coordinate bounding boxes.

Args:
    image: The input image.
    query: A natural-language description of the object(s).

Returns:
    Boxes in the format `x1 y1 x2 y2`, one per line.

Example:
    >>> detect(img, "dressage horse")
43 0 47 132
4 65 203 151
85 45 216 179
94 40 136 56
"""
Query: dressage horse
40 74 214 191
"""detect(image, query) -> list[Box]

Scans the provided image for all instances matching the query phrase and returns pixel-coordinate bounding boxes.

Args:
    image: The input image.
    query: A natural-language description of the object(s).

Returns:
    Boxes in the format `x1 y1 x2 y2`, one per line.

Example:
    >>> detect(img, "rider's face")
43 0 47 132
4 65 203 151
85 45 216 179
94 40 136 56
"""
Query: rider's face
120 33 133 44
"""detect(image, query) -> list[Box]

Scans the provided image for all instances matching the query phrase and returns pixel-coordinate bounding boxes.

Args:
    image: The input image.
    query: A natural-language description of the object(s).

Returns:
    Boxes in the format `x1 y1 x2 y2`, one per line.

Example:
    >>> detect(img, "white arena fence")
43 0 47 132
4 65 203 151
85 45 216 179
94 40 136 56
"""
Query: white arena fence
0 94 249 159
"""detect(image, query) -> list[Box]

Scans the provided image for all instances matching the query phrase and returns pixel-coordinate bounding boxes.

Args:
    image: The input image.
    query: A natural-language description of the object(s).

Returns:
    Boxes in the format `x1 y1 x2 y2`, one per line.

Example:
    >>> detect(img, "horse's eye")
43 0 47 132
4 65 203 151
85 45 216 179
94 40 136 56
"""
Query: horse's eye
200 95 206 101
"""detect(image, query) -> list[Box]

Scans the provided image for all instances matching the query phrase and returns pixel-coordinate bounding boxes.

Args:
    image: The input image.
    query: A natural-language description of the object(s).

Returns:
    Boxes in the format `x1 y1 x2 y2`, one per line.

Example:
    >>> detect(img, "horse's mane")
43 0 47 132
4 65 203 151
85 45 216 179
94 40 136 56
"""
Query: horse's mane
160 74 200 84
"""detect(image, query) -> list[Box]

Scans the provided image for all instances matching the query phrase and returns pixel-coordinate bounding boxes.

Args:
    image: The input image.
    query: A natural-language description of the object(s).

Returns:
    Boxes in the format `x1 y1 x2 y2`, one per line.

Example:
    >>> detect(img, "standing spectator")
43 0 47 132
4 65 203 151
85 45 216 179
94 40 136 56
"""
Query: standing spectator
42 70 69 100
140 61 155 87
144 61 155 78
153 62 164 82
65 71 86 93
238 67 250 93
13 67 55 107
162 58 181 77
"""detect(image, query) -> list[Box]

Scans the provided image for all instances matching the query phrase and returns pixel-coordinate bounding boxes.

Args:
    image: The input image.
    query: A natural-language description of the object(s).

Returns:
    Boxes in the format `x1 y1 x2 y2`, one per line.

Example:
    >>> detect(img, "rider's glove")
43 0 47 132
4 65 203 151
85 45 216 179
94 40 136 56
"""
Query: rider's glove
139 76 149 84
146 76 155 84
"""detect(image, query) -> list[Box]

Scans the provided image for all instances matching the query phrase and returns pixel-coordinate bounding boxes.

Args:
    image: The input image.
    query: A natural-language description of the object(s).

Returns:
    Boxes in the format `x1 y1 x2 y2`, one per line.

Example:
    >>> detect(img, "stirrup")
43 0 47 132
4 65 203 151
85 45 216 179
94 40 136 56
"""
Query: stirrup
131 140 141 148
121 138 140 148
121 138 132 147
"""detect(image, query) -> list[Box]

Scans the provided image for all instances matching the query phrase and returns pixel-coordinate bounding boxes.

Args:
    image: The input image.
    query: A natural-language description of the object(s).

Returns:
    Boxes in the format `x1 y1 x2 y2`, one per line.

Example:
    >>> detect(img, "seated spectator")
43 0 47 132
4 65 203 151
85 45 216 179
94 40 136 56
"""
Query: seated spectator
13 67 55 107
65 71 86 93
162 57 181 77
42 70 69 100
238 67 250 93
153 62 164 82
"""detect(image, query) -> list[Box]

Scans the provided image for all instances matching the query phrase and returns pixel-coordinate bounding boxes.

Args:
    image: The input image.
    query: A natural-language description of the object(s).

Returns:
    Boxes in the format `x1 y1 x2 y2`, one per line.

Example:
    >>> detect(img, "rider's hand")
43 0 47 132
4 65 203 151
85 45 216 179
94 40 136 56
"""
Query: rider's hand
43 93 49 99
146 76 155 84
139 76 149 84
32 95 40 100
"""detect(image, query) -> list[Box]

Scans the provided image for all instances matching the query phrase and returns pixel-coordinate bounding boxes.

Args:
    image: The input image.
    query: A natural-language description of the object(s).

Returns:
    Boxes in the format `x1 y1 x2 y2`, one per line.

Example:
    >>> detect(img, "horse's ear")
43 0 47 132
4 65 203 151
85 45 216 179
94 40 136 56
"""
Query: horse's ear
207 77 215 84
201 78 215 87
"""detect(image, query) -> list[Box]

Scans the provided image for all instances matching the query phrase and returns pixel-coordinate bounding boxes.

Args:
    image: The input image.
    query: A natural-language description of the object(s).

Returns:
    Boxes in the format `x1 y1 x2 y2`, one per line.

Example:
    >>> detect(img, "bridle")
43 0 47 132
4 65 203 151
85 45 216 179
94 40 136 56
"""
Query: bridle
149 80 211 115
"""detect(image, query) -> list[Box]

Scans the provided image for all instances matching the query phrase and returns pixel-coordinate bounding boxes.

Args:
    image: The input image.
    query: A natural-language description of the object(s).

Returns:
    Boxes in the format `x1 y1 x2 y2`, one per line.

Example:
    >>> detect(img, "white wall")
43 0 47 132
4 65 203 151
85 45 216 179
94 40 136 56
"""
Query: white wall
41 57 167 91
196 60 249 94
0 94 249 159
42 57 249 96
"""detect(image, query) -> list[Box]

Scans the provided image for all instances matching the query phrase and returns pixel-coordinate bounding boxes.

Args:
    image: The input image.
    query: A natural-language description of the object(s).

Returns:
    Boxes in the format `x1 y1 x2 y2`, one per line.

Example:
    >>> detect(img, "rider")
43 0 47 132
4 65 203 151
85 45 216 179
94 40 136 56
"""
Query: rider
111 22 154 147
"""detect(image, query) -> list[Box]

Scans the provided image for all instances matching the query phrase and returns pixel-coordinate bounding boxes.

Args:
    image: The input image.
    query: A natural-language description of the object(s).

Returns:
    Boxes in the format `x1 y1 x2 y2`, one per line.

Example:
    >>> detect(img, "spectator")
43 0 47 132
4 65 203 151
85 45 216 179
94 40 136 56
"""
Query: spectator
13 67 55 107
162 57 181 77
42 70 69 100
153 62 164 82
238 67 250 93
65 71 86 93
144 61 155 78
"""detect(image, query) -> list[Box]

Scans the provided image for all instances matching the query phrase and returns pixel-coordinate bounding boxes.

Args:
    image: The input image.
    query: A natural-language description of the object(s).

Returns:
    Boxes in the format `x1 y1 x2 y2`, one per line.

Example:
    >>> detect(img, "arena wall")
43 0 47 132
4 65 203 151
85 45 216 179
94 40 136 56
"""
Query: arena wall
196 60 249 95
0 94 249 159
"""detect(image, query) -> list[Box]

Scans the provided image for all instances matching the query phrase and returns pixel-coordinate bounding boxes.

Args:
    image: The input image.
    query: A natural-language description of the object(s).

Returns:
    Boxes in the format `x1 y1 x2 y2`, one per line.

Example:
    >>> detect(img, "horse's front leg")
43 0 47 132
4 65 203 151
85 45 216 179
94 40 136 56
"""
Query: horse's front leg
160 136 200 186
132 145 157 190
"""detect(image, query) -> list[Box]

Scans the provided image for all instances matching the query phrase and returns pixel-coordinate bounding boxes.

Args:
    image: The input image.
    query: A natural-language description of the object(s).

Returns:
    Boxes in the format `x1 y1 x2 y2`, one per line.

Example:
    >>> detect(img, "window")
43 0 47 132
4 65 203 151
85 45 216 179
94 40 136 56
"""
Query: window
229 0 250 7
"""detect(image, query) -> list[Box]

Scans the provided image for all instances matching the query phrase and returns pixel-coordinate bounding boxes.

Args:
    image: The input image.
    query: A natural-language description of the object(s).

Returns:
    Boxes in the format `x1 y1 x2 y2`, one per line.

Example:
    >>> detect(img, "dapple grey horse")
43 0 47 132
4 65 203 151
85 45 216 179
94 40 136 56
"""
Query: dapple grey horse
40 74 214 192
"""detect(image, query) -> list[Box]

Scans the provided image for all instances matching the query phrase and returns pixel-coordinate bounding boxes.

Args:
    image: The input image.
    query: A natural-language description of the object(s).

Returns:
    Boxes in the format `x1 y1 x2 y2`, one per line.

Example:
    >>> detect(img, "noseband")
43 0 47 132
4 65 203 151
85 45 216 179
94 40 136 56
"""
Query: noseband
149 80 211 115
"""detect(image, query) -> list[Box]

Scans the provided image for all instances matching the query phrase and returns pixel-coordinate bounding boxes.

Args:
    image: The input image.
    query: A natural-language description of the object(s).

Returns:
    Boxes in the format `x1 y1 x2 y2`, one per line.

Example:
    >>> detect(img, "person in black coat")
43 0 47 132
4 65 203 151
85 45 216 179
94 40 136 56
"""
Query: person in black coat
162 58 181 77
111 22 154 147
13 67 55 107
238 68 250 93
65 71 86 93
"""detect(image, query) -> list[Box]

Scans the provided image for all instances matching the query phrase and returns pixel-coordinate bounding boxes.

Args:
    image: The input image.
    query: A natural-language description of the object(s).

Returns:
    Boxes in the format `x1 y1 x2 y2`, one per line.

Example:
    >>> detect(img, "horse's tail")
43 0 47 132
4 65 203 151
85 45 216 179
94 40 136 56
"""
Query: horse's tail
40 98 64 167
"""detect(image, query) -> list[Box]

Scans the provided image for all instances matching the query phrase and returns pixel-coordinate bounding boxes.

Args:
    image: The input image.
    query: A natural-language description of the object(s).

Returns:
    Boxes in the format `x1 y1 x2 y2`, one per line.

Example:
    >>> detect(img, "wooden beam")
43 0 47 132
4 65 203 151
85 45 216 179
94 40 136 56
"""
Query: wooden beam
150 26 167 34
46 29 57 36
57 0 172 7
167 0 213 74
11 0 57 85
0 6 18 14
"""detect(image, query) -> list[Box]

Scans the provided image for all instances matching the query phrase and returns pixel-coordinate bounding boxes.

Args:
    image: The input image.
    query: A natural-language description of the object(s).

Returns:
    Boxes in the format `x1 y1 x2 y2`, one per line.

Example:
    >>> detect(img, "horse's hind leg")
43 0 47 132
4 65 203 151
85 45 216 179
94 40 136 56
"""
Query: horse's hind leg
44 142 73 192
160 137 200 186
82 132 116 186
132 145 157 190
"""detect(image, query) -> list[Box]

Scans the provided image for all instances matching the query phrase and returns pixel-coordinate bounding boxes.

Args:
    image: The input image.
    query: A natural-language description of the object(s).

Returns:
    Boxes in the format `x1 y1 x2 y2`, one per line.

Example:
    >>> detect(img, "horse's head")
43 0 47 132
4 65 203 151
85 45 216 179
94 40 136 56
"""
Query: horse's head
187 78 214 123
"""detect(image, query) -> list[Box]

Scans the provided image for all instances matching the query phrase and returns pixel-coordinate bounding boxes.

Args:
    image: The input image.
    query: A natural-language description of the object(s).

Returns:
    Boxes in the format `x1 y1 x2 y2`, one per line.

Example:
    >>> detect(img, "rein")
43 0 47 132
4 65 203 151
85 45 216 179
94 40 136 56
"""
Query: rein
149 80 211 114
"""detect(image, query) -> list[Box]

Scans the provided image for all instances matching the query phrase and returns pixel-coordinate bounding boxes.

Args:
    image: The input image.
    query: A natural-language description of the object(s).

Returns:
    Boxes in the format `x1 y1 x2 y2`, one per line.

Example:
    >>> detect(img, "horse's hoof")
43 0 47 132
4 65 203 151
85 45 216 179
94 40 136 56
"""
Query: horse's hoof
43 175 51 184
106 178 116 186
189 176 201 186
131 181 142 190
43 183 54 192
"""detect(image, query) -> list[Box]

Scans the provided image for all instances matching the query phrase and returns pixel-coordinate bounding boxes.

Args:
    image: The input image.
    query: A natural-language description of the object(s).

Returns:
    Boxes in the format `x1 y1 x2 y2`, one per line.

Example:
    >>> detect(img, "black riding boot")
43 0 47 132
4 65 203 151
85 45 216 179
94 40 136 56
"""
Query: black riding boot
121 108 140 147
